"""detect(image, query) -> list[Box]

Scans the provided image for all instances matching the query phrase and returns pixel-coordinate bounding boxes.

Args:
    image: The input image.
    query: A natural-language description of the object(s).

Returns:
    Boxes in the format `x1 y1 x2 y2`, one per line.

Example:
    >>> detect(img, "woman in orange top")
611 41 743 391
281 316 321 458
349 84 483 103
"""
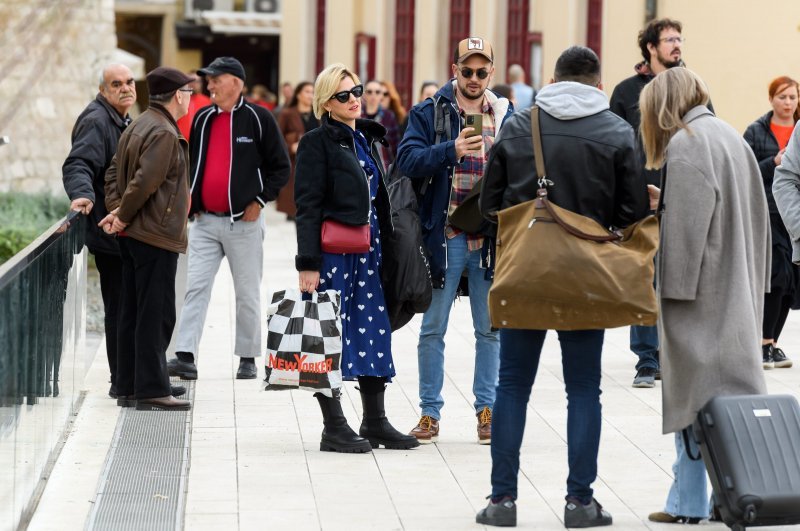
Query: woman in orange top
744 75 800 370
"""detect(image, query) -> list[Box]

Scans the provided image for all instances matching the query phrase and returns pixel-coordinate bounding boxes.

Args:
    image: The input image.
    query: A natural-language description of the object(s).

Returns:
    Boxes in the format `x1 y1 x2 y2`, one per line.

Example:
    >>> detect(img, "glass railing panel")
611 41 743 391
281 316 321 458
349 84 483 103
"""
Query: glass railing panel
0 212 89 529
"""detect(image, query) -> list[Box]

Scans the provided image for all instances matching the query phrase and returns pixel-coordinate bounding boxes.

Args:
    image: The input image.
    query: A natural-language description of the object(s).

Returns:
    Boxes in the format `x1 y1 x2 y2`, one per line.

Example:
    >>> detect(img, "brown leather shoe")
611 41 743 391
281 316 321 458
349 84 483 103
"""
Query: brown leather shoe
409 415 439 444
135 395 191 411
477 406 491 445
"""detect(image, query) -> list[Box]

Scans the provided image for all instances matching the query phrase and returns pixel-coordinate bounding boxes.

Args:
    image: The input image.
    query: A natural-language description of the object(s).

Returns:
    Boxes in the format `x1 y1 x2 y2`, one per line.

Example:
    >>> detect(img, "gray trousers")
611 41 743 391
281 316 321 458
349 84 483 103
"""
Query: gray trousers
175 213 264 358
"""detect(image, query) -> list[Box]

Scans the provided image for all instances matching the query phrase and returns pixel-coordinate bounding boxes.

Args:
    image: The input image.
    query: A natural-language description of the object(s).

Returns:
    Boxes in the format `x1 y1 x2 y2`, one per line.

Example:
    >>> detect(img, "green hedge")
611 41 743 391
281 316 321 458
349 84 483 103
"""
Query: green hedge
0 192 71 264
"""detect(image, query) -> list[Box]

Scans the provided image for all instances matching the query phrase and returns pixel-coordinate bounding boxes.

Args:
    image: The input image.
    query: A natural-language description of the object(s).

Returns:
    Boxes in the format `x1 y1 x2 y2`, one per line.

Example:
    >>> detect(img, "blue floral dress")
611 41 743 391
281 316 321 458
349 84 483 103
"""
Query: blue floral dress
319 125 394 381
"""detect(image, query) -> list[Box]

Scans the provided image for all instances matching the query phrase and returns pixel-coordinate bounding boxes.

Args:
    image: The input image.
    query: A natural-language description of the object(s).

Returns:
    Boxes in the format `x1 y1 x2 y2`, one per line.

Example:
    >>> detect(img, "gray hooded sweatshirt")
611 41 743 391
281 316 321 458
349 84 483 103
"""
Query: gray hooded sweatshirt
534 81 609 121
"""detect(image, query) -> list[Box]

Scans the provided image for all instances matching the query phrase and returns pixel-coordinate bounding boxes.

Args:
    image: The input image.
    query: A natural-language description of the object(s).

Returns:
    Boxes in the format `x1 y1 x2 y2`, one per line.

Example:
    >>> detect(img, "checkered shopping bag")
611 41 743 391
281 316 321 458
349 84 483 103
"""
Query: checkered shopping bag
262 289 343 398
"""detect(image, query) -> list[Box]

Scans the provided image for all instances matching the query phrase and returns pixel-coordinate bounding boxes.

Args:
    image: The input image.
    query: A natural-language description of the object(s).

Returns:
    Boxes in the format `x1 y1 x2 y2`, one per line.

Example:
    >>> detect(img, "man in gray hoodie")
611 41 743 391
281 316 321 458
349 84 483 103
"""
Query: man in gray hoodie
476 46 648 528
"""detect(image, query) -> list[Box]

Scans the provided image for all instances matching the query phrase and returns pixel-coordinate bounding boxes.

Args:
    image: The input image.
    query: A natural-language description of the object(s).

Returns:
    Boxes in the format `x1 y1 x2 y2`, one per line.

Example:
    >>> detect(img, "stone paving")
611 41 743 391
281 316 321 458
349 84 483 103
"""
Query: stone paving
26 206 800 530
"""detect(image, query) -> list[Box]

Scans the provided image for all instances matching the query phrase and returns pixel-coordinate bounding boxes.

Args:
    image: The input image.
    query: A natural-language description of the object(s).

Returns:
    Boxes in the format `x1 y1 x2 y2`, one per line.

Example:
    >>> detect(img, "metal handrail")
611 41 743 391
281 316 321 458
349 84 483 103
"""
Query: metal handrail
0 211 81 290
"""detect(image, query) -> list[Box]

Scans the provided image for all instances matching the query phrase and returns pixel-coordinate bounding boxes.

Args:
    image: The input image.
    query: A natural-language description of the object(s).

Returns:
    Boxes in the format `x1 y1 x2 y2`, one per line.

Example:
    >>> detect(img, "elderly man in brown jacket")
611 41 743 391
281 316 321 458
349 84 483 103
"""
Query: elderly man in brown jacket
100 66 196 411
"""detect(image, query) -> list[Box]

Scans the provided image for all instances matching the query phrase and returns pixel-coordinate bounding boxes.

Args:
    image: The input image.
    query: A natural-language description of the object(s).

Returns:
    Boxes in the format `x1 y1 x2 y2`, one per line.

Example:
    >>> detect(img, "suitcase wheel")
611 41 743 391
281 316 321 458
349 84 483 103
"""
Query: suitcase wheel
743 504 757 523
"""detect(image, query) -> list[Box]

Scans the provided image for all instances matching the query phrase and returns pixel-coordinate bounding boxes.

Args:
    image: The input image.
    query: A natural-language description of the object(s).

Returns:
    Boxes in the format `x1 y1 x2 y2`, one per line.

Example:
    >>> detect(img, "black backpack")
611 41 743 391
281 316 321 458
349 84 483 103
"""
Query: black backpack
381 168 432 331
380 97 451 330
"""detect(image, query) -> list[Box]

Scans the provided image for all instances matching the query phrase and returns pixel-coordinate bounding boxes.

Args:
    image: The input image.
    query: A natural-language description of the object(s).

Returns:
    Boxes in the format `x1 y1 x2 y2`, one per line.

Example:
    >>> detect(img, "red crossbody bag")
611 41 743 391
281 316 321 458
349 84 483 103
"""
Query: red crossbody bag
320 219 370 254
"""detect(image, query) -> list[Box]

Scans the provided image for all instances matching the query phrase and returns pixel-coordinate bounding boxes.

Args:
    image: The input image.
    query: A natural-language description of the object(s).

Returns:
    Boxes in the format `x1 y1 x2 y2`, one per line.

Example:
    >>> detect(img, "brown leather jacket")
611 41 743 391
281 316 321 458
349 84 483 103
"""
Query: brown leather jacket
105 104 190 253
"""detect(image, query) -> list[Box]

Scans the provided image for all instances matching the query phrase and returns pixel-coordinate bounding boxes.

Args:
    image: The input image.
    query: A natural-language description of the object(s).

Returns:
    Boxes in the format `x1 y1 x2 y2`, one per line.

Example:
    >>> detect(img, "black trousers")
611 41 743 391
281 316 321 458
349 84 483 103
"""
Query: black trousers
93 251 122 385
763 287 792 341
117 238 177 399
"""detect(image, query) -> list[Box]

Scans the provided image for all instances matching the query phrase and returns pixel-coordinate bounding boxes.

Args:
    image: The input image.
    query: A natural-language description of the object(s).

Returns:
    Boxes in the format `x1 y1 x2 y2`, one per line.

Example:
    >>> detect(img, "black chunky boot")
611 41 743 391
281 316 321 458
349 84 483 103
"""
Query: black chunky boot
315 393 372 453
358 377 420 450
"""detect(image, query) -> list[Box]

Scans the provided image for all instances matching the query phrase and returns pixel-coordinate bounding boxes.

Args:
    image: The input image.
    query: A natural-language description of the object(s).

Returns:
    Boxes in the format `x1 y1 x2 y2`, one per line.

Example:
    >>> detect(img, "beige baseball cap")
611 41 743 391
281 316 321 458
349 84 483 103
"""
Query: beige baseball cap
454 37 494 64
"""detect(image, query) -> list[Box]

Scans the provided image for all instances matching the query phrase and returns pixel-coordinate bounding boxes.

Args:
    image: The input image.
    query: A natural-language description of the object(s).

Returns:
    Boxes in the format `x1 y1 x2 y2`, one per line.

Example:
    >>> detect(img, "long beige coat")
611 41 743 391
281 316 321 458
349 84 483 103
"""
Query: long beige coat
658 106 769 434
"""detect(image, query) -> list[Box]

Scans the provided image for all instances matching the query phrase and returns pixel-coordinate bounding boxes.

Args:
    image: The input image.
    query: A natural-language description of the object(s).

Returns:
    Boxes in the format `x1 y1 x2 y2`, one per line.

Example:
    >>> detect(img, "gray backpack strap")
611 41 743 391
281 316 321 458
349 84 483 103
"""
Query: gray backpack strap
434 96 450 144
421 97 452 197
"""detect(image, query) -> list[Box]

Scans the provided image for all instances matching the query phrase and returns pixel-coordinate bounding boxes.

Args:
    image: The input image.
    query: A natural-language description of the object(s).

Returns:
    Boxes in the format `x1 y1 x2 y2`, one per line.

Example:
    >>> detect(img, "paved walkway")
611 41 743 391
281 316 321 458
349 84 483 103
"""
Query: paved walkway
26 206 800 530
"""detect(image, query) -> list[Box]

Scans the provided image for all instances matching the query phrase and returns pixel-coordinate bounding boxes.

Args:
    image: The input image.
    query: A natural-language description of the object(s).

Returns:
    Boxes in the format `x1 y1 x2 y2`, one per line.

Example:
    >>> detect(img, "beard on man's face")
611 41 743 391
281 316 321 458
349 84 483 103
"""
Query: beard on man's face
657 50 683 69
457 80 486 100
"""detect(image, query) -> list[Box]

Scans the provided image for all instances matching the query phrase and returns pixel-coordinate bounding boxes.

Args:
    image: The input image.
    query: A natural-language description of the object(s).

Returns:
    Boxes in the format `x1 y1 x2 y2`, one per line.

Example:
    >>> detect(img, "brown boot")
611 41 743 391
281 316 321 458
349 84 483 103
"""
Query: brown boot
477 406 491 445
136 395 191 411
409 415 439 444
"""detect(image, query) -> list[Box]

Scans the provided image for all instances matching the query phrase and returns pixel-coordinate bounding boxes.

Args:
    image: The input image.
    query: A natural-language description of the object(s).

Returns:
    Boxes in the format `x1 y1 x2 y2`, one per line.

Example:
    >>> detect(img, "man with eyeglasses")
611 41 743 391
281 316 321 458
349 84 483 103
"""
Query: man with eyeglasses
100 67 198 410
166 56 290 382
610 18 694 391
62 63 137 401
397 37 512 446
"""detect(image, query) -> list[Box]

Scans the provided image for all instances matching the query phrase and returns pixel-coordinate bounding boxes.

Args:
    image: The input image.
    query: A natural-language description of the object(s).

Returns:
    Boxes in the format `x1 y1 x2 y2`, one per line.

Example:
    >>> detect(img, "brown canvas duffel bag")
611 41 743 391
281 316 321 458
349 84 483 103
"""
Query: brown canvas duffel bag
489 107 659 330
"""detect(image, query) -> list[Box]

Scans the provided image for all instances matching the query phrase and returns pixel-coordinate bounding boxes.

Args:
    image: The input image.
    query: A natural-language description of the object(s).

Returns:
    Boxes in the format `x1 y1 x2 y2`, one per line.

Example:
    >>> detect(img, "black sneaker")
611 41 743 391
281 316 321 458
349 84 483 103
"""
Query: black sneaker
632 367 657 388
763 344 775 370
564 497 612 528
772 346 793 368
167 357 198 380
476 496 517 527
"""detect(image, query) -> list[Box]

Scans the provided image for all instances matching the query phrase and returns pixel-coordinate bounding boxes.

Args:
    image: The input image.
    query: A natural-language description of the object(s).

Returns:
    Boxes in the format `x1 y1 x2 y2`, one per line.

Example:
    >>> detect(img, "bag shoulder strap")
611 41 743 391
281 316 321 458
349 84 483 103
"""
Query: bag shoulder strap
530 106 552 188
530 106 619 243
419 97 452 197
433 96 452 145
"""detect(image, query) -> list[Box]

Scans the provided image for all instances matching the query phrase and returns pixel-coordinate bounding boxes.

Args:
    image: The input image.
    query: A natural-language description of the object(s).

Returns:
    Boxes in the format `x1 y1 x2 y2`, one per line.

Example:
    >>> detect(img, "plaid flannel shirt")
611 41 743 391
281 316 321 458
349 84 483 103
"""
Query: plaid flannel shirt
446 97 495 251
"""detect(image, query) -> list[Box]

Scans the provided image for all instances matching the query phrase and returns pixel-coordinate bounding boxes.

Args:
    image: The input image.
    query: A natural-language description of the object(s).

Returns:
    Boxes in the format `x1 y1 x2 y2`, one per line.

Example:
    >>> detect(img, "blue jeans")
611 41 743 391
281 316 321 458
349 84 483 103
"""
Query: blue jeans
491 328 605 502
665 427 711 518
630 324 659 370
417 234 499 419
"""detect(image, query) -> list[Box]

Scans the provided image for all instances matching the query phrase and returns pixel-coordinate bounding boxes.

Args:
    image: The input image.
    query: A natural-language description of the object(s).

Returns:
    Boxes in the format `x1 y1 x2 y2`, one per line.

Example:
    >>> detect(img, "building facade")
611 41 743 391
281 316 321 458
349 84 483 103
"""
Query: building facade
3 0 800 192
0 0 117 193
112 0 800 132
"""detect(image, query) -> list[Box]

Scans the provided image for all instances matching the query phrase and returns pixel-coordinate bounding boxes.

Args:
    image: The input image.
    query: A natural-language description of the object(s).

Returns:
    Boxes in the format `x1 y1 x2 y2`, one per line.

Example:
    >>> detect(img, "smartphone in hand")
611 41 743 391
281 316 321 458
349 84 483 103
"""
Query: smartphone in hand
464 113 483 137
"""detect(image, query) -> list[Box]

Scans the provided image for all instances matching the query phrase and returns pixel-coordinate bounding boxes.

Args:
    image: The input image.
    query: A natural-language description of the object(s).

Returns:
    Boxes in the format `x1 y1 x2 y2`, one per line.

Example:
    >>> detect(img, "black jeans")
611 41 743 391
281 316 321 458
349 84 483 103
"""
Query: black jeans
763 288 792 341
93 251 122 385
117 238 177 399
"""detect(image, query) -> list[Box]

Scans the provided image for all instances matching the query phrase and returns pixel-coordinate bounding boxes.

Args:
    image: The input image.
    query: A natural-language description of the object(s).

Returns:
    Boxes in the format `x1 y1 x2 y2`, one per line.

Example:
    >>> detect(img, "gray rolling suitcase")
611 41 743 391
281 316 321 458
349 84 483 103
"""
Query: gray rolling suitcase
693 394 800 530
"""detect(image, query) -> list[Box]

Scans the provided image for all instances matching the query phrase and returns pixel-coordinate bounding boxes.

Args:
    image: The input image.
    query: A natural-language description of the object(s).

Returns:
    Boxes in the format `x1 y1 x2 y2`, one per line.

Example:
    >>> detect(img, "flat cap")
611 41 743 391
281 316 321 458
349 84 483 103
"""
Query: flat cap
146 67 196 96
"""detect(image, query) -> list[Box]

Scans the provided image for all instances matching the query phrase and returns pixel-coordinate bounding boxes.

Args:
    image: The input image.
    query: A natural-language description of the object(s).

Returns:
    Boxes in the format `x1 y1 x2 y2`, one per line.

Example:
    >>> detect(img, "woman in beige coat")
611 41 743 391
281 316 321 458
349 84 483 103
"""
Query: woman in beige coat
640 68 769 523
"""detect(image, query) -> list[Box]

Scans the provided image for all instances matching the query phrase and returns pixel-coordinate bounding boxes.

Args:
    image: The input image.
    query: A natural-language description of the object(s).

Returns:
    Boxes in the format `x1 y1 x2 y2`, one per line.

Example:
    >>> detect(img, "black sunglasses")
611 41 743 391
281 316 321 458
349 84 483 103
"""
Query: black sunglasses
459 67 490 80
330 84 364 103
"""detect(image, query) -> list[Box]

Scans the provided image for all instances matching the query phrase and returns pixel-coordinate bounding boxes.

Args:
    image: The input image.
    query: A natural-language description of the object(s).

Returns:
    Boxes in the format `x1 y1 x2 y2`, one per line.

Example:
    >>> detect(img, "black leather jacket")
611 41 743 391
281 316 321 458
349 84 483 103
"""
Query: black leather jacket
480 106 648 229
294 116 393 271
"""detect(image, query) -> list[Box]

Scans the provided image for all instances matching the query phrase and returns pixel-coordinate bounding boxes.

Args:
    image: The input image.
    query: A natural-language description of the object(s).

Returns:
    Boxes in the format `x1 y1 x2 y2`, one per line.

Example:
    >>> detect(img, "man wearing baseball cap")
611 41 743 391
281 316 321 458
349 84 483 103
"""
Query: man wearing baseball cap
167 56 290 382
100 66 196 411
396 38 512 446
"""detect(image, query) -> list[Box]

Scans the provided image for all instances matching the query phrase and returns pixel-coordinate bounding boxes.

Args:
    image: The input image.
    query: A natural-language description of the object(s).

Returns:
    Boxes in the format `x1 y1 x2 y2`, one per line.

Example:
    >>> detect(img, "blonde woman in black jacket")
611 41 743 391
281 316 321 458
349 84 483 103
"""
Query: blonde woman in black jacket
294 63 419 453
